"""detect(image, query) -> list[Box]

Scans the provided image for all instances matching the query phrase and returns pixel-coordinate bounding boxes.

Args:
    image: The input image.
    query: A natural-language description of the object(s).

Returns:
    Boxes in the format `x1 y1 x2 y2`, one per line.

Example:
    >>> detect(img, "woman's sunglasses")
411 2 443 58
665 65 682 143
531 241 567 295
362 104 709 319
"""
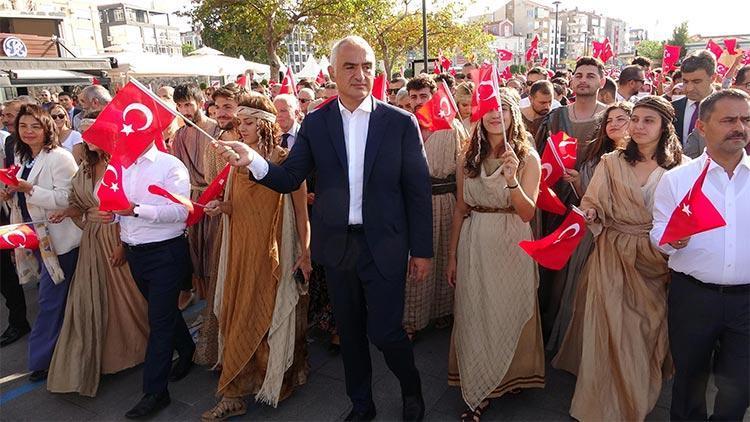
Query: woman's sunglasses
51 114 67 120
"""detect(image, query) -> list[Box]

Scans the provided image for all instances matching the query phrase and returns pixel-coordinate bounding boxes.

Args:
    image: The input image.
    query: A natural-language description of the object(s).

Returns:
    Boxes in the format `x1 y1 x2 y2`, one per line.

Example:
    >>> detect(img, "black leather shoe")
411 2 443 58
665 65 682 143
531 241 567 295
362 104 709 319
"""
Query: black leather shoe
28 370 48 382
344 403 376 421
402 392 425 421
168 347 195 382
125 392 171 419
0 325 30 347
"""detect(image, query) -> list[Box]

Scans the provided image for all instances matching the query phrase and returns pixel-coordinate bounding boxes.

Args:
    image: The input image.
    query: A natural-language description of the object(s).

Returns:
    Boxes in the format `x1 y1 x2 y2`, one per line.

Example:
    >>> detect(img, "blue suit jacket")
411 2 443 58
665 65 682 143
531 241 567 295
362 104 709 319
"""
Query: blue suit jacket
257 97 433 280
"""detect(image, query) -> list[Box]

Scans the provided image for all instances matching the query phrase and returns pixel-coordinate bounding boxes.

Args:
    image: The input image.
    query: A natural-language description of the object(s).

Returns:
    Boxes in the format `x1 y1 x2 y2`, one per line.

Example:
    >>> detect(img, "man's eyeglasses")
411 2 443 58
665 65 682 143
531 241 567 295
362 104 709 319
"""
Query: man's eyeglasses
51 114 67 120
525 81 535 86
388 88 400 94
299 98 312 104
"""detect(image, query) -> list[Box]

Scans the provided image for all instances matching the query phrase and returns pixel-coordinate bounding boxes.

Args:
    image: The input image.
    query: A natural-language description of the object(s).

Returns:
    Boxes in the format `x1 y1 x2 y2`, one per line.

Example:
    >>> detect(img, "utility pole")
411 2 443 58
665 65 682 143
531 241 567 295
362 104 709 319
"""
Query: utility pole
422 0 428 73
553 1 561 67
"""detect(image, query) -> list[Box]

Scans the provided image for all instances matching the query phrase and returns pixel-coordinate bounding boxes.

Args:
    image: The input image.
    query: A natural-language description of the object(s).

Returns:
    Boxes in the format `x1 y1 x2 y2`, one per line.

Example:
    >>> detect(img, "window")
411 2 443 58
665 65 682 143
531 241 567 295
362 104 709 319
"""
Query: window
113 8 124 22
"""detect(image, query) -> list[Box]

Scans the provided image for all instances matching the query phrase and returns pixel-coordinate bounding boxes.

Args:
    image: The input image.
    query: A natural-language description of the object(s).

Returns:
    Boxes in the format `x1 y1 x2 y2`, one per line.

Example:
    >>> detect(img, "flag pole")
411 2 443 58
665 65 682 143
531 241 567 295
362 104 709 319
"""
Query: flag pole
128 77 240 161
1 219 50 229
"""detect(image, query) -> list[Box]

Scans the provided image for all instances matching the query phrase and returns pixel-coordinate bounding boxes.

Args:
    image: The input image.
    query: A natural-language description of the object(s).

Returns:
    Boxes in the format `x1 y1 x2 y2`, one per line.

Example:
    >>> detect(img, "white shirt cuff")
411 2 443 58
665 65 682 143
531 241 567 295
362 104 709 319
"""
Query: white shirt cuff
247 148 269 180
135 204 158 222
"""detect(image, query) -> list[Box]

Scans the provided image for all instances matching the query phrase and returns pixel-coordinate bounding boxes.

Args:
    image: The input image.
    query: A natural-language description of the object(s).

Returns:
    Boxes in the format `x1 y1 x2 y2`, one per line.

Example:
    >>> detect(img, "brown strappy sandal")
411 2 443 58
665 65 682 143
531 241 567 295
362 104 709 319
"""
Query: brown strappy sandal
201 397 247 421
460 399 491 422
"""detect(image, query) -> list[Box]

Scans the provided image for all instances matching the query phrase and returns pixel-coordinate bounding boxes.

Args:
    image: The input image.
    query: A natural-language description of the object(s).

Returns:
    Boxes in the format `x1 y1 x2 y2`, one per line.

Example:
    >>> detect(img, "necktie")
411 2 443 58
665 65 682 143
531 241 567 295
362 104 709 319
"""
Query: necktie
281 133 290 148
688 103 699 135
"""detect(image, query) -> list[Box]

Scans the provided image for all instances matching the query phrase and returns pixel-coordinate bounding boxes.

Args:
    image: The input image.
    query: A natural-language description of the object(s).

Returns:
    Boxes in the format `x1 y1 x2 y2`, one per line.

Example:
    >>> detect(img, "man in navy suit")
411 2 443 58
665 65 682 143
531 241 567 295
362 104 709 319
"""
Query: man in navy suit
217 36 432 421
673 50 716 150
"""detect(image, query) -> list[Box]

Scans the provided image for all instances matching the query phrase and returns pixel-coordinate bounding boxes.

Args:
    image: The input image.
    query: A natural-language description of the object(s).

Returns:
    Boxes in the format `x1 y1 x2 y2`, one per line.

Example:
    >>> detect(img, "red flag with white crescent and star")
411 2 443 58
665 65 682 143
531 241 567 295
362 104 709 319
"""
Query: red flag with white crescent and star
0 165 20 187
147 185 199 225
279 67 297 96
706 39 724 59
544 131 578 171
659 159 727 245
96 158 131 211
0 224 39 250
372 73 388 101
497 49 513 62
519 207 587 269
662 45 681 73
723 38 738 55
525 35 540 63
82 81 177 168
536 179 567 215
470 64 501 122
415 80 458 132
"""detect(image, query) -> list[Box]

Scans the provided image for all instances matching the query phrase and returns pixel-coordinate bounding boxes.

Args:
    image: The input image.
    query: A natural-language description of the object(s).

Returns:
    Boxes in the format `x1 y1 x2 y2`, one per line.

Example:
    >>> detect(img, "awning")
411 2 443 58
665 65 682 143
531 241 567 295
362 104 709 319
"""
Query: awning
0 69 95 87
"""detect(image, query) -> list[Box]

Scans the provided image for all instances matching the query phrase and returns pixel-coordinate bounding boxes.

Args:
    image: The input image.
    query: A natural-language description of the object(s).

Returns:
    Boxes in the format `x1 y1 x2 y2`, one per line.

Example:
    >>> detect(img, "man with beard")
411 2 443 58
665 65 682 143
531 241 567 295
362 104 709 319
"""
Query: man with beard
521 80 554 136
615 65 645 102
402 74 464 339
534 56 607 340
191 83 248 366
171 84 221 311
73 85 111 130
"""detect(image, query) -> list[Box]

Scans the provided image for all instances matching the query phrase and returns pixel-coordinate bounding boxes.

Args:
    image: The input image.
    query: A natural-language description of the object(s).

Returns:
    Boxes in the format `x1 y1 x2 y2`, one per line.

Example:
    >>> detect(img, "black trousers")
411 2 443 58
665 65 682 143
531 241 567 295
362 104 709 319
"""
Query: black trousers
325 230 421 412
668 271 749 421
125 235 194 394
1 247 28 330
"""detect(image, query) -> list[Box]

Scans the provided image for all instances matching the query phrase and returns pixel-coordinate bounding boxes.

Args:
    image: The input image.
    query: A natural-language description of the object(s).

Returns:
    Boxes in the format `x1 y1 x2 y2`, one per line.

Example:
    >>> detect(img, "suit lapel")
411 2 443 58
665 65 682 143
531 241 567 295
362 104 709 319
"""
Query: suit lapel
25 150 48 184
363 100 387 186
324 102 348 169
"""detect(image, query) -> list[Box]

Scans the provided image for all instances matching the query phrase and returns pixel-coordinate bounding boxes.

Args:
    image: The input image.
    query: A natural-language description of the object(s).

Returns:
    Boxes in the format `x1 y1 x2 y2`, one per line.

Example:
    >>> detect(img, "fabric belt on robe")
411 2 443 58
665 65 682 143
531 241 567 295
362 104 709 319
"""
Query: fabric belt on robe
469 205 516 214
431 175 456 195
608 222 652 236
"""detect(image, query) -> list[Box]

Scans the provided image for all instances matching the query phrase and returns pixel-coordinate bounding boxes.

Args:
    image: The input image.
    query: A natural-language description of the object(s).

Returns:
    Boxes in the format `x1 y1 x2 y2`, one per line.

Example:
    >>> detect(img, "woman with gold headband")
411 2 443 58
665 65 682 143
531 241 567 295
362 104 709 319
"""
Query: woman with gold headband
446 89 544 421
553 95 686 421
201 95 312 420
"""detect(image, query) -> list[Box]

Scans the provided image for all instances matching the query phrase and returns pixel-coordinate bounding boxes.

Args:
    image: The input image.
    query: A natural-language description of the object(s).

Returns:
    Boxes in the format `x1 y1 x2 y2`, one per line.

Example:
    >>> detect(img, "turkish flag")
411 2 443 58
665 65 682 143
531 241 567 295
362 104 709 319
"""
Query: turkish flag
525 35 540 63
540 147 565 186
706 39 724 59
314 95 338 111
599 38 614 63
659 159 727 245
662 45 681 73
83 81 177 168
316 69 327 86
197 164 231 206
541 57 549 68
415 80 457 131
592 40 604 59
723 38 738 55
154 131 169 153
519 207 586 269
0 224 39 250
372 73 388 101
96 158 131 211
433 60 441 75
536 179 567 215
544 131 578 170
440 53 452 71
500 66 513 81
0 165 20 187
470 64 501 122
497 49 513 62
279 67 297 96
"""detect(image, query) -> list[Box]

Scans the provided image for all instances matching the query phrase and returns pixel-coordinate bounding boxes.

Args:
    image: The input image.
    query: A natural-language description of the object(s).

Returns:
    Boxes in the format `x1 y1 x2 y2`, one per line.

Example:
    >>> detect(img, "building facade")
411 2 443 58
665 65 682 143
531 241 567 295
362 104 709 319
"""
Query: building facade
283 25 314 73
98 3 181 56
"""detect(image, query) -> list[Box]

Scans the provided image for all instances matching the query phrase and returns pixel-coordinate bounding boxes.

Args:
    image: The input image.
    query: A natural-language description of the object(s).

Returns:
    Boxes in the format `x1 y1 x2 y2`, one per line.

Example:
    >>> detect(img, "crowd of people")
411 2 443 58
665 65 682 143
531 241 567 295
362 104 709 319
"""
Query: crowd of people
1 34 749 422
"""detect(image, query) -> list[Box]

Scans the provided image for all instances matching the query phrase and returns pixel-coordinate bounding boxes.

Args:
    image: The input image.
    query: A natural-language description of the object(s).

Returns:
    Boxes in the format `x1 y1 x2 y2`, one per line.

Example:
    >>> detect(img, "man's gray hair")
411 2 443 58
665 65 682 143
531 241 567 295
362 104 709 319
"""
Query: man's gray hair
395 87 409 103
298 87 315 98
81 85 112 105
274 94 299 111
699 88 750 121
330 36 375 68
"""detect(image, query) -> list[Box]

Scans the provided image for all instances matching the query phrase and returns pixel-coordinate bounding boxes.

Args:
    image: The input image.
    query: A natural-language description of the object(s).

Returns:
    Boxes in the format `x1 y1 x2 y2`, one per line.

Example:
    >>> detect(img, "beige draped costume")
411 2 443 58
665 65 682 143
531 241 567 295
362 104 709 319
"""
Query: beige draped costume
553 152 675 421
449 154 545 410
47 169 148 397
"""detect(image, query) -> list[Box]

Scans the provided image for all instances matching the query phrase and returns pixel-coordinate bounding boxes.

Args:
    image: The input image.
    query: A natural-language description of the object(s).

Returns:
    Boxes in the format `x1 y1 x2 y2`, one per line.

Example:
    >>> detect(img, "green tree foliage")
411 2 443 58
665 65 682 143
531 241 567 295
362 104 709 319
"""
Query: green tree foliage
181 43 195 56
635 40 665 64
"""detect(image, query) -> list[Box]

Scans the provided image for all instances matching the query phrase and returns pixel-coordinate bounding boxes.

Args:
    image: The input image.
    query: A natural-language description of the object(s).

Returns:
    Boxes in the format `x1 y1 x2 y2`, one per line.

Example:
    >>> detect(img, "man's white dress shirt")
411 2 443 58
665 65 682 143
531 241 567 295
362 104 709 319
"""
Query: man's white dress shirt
284 121 300 150
651 151 750 285
249 96 374 225
119 146 191 245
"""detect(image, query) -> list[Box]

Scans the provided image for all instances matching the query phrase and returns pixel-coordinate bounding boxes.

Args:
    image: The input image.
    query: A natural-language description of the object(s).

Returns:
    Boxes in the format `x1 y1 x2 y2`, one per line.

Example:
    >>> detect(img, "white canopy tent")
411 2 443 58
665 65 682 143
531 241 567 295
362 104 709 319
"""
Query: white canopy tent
98 52 270 80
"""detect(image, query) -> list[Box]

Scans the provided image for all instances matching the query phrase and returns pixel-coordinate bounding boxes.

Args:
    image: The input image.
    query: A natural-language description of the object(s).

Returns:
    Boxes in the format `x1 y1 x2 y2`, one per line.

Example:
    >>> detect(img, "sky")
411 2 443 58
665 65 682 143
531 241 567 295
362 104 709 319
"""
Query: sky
463 0 750 41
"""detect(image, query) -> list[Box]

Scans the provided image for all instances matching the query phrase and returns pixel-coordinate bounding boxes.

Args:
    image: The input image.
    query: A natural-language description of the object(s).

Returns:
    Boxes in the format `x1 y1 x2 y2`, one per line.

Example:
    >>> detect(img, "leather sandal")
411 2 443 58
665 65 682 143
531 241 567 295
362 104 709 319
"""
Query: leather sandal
201 397 247 421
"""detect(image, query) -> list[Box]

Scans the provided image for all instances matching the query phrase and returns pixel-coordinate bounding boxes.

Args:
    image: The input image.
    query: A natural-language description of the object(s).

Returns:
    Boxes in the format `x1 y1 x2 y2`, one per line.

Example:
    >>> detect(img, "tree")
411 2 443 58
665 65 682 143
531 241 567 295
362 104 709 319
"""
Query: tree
667 21 689 59
181 43 195 56
635 40 665 64
329 1 492 78
189 0 376 81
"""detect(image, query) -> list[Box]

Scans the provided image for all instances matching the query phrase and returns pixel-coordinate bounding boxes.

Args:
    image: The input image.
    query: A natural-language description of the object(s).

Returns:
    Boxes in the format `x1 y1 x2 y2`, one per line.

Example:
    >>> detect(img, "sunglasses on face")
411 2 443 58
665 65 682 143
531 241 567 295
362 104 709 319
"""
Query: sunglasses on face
299 98 312 103
388 88 400 94
51 114 67 120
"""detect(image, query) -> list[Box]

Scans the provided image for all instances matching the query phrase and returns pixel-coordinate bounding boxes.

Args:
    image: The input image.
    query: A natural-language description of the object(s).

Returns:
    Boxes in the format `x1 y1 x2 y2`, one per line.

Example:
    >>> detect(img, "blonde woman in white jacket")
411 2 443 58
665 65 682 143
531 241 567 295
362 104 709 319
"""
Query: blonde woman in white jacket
1 104 82 382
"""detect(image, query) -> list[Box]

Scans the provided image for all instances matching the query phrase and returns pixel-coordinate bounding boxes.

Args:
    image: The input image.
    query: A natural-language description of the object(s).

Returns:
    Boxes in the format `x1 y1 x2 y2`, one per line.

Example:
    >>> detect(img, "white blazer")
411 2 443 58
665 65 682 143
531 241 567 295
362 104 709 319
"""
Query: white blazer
14 147 82 254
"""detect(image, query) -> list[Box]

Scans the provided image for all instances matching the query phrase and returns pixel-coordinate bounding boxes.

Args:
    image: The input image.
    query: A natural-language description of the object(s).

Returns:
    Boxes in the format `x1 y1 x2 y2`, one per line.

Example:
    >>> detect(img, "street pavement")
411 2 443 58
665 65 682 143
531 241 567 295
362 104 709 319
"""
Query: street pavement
0 284 739 421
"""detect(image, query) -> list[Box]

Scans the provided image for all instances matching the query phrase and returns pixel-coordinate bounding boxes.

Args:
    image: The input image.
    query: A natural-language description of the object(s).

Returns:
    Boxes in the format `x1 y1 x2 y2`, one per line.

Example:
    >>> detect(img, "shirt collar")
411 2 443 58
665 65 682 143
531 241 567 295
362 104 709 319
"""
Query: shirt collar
701 149 750 174
338 96 374 116
138 145 159 163
286 121 299 137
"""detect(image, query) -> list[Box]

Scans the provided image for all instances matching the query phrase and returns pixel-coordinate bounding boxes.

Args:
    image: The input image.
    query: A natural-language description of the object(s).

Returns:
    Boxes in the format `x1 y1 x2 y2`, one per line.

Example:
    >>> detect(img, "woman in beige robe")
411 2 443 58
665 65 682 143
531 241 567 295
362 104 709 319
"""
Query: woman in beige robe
553 96 685 421
46 133 148 397
446 91 543 421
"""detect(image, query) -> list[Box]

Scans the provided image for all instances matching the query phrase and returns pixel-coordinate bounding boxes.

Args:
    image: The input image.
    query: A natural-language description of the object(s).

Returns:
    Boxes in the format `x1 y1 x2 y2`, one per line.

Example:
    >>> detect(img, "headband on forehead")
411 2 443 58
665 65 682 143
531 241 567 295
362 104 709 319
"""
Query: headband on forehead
236 106 277 124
